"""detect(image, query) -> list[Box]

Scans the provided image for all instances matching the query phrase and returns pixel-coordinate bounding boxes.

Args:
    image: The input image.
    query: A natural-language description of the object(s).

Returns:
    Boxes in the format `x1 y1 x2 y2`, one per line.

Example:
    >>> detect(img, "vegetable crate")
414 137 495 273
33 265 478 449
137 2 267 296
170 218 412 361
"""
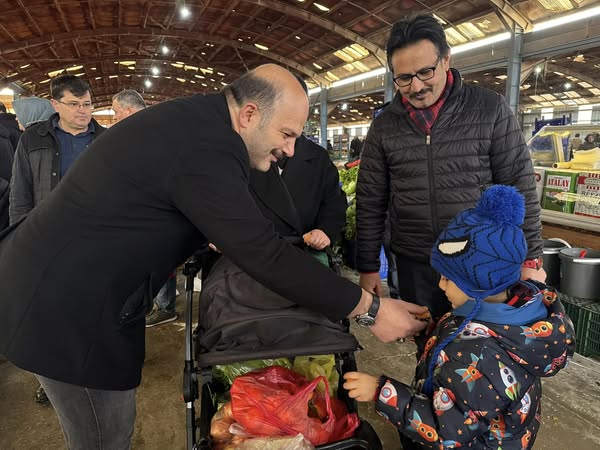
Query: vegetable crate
577 302 600 358
559 293 594 354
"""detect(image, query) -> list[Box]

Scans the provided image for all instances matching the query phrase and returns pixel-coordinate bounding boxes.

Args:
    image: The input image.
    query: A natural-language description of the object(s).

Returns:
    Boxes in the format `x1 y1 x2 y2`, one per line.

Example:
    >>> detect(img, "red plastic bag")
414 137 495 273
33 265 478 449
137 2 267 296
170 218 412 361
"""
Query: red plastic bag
230 366 360 446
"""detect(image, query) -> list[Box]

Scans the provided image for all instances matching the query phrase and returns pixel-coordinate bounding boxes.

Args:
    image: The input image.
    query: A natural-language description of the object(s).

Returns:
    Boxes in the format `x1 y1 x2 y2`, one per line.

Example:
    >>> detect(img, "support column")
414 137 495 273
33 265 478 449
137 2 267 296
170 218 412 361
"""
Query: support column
505 25 524 114
384 70 395 104
319 86 328 148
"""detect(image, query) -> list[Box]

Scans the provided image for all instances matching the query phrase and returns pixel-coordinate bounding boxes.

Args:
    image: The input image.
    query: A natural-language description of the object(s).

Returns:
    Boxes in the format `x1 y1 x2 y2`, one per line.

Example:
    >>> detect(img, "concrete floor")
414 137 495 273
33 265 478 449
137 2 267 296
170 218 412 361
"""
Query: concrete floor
1 272 600 450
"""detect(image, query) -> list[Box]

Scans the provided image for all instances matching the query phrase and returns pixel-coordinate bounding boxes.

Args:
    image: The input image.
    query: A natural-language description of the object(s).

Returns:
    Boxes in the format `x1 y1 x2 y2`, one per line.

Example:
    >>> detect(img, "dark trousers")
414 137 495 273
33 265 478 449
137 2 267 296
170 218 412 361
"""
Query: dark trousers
394 257 449 450
394 256 451 355
36 375 136 450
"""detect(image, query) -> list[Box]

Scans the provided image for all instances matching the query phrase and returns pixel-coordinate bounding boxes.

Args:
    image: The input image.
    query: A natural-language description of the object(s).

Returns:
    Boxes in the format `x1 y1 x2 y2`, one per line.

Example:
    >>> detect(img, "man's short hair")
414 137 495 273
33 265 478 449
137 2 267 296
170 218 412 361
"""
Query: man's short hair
112 89 146 110
50 74 92 100
0 101 6 113
223 71 280 125
386 14 451 70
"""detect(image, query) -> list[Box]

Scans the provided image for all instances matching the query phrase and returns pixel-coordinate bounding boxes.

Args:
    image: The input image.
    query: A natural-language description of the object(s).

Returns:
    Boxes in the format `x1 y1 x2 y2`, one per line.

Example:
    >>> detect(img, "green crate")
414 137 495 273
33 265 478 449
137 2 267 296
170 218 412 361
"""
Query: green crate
558 293 595 354
578 303 600 358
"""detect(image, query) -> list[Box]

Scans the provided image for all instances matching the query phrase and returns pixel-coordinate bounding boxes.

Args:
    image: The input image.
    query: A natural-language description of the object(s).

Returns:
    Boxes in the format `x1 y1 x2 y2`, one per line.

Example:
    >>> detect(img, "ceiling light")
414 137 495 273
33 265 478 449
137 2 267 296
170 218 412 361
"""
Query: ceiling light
144 79 152 88
451 32 511 55
313 62 323 70
20 64 31 69
254 43 269 51
341 103 348 110
534 5 600 32
151 67 160 75
314 3 329 12
535 66 543 74
295 35 301 40
161 45 169 54
564 82 572 89
180 6 191 18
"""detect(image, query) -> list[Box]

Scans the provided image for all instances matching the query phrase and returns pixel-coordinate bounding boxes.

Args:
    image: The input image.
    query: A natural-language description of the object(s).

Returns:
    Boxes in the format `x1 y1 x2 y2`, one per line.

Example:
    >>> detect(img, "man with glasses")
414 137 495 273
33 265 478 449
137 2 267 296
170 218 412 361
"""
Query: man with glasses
10 74 104 225
356 15 544 356
9 73 104 404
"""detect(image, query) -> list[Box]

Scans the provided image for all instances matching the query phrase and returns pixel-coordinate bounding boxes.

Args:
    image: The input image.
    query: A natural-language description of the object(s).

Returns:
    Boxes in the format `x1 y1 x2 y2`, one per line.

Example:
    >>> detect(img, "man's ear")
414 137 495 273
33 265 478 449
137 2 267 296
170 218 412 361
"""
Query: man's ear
442 53 451 71
238 102 260 129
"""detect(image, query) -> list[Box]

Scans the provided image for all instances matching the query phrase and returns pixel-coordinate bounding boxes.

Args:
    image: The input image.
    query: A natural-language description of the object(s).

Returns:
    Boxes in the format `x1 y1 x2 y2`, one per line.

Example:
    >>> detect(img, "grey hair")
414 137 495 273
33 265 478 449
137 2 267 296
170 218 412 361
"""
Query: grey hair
112 89 146 110
222 71 280 125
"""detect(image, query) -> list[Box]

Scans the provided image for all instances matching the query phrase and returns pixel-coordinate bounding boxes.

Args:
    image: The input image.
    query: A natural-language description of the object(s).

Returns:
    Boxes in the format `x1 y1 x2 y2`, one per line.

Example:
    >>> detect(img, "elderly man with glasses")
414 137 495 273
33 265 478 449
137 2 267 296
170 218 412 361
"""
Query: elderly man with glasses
356 14 544 360
9 73 105 404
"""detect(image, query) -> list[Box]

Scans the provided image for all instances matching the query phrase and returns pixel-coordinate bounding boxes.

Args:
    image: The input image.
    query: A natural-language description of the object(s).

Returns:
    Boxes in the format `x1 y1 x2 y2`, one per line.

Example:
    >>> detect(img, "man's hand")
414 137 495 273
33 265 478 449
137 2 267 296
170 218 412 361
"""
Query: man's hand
521 266 547 283
359 272 384 297
303 229 330 250
343 372 379 402
369 298 429 343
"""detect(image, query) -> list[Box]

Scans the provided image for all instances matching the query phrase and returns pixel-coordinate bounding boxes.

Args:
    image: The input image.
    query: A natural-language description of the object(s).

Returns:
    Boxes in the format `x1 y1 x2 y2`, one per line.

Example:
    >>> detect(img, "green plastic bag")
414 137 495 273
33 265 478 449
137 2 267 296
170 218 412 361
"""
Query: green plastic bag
213 358 292 388
293 355 338 396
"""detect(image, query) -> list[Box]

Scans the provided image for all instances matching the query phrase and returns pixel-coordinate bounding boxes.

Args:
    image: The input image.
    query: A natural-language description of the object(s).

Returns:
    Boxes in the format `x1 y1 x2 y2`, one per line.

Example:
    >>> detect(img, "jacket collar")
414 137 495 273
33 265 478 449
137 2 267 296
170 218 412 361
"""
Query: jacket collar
37 112 104 137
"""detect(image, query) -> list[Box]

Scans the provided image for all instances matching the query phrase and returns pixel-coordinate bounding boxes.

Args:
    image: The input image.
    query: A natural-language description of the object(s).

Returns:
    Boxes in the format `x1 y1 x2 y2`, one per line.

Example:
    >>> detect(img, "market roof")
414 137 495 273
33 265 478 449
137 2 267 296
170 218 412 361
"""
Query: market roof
1 0 599 123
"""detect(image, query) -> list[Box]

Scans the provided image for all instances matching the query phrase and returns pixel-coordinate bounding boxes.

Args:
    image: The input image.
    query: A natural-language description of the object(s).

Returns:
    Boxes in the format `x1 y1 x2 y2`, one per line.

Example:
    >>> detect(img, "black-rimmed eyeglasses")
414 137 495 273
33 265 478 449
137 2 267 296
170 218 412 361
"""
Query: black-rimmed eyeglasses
56 100 94 110
393 56 442 88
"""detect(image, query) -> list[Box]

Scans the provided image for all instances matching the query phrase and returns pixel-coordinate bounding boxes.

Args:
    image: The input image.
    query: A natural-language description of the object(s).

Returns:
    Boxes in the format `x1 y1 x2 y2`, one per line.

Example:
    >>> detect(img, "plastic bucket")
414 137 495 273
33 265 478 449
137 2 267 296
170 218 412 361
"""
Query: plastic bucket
543 238 571 287
559 248 600 300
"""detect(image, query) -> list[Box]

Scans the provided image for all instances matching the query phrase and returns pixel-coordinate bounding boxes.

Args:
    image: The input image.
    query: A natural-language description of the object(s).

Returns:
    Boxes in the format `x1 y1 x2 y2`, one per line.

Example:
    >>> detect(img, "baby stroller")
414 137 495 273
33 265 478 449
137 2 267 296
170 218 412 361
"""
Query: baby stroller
182 241 382 449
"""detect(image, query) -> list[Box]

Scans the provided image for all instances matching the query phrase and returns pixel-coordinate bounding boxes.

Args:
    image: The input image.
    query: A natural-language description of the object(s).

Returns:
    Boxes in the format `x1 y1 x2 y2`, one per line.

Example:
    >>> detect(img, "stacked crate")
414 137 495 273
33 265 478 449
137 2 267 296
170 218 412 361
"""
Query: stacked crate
560 293 600 357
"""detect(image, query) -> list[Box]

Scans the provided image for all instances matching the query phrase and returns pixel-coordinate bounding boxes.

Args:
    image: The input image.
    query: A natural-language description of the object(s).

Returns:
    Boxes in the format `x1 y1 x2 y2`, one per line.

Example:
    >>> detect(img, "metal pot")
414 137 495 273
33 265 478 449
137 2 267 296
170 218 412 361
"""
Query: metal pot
559 248 600 300
543 238 571 288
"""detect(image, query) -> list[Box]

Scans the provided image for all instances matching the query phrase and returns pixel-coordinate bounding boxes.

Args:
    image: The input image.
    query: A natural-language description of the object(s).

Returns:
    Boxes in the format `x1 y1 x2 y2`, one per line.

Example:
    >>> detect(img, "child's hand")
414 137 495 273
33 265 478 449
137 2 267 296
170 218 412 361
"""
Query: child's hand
343 372 379 402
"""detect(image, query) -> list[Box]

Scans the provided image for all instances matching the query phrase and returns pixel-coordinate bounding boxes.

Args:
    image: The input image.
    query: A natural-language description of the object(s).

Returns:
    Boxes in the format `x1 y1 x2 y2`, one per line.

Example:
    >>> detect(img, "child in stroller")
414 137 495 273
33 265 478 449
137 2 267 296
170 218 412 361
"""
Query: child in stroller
182 242 383 449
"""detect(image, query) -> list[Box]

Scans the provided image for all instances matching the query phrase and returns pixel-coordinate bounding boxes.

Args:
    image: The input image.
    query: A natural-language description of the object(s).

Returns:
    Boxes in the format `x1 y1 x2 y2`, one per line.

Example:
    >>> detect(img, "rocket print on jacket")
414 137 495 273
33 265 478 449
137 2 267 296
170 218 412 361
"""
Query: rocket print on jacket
520 321 553 344
372 281 575 450
498 362 520 400
459 322 499 340
455 353 483 391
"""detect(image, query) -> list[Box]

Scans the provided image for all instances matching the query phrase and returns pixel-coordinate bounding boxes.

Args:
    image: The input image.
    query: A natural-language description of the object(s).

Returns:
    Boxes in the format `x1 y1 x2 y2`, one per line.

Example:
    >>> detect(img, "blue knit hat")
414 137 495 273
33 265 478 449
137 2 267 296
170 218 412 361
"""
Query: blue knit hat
423 185 527 395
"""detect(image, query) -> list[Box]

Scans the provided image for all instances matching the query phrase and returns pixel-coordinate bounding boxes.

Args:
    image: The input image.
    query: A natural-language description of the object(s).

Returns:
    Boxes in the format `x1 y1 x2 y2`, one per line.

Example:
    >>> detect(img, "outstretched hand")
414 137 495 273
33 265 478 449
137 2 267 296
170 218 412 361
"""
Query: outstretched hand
369 298 429 343
343 372 379 402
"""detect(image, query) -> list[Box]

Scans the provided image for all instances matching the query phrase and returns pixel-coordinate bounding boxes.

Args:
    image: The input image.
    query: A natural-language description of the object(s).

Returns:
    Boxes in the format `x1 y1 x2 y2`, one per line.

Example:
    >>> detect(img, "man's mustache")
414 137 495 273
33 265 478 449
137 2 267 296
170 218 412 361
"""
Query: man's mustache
409 89 432 99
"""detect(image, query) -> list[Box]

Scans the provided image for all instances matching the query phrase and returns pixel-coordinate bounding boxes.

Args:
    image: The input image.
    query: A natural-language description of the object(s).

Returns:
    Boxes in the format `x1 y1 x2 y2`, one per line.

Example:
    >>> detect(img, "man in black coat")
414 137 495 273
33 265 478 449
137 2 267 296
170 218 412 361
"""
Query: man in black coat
250 134 346 248
0 64 428 449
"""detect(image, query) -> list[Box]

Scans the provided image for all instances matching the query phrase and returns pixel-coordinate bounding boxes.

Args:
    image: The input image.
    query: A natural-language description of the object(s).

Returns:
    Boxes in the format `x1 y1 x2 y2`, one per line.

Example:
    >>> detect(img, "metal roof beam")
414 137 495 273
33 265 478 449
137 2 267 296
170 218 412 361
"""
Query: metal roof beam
0 27 330 86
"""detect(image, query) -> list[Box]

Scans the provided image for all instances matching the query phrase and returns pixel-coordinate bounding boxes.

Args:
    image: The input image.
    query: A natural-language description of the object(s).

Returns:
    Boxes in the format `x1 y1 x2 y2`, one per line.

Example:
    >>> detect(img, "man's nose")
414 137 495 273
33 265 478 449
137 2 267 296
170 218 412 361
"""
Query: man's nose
410 77 425 92
283 138 296 157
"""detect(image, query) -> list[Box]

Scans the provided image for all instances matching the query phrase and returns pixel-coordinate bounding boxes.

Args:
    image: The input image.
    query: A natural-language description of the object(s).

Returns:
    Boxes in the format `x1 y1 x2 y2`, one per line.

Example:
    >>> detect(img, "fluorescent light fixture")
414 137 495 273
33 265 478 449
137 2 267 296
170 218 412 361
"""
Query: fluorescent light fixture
533 5 600 32
308 87 321 96
332 67 386 88
151 67 160 75
314 3 329 11
451 32 511 55
313 62 323 70
254 43 269 51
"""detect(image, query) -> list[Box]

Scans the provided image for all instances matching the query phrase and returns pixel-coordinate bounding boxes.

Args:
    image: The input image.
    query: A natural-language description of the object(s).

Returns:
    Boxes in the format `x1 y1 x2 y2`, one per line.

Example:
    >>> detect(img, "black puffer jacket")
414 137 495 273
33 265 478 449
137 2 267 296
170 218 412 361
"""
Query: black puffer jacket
357 69 542 271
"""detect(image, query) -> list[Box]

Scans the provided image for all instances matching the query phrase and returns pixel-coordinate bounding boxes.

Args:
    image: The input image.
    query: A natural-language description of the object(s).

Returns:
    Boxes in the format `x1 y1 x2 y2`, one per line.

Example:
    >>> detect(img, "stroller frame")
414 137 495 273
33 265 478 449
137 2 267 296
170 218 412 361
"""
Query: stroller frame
182 248 382 450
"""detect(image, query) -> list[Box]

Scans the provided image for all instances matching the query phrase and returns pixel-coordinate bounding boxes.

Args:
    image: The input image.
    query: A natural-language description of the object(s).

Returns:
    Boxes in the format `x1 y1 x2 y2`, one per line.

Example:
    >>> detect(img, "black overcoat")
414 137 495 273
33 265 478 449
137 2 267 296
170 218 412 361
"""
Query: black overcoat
0 93 361 390
249 135 346 241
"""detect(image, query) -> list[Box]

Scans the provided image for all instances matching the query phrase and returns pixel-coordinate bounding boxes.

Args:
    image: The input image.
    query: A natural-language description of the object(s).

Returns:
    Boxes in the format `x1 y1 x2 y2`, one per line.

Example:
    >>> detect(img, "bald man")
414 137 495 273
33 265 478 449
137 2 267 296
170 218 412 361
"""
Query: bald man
0 64 427 448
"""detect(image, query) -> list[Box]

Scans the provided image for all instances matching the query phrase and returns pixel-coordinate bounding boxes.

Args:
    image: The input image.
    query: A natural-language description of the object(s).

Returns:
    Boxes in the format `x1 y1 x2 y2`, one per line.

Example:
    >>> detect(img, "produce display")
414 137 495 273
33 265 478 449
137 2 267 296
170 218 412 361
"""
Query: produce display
339 166 359 240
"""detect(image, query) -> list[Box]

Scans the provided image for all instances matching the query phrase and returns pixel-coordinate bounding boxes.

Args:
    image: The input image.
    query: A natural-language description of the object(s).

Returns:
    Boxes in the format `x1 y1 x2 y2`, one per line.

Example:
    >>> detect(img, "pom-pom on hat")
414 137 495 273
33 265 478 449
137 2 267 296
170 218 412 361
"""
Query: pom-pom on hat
430 185 527 300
